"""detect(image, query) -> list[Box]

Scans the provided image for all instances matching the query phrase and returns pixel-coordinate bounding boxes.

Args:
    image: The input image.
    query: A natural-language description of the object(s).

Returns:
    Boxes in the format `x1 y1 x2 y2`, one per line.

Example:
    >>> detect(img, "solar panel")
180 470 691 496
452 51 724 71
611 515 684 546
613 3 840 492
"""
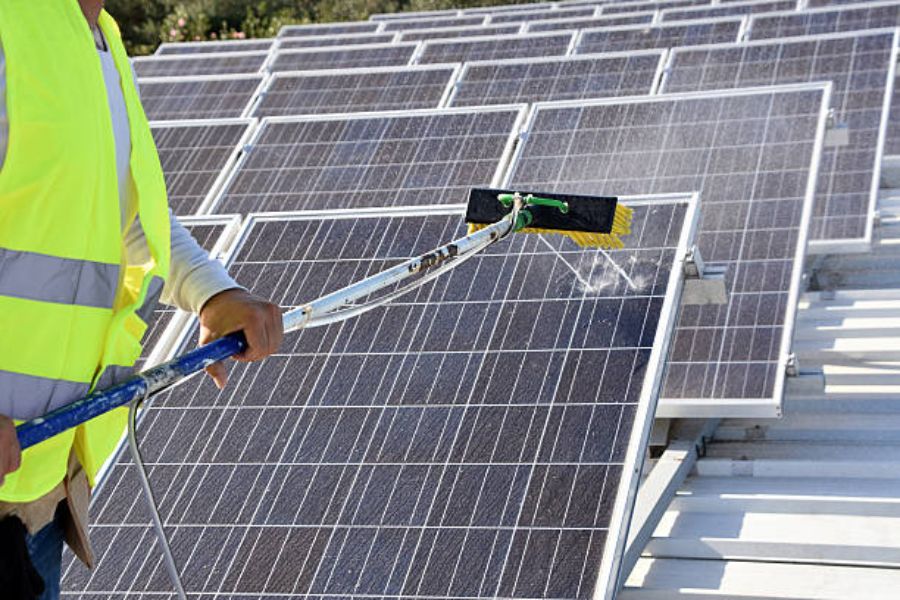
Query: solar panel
746 1 900 39
660 0 798 22
575 17 744 53
487 6 600 24
448 51 665 107
382 15 489 31
806 0 882 7
210 106 527 215
525 11 657 32
155 39 275 55
887 77 900 154
151 118 257 216
136 214 242 370
418 32 576 64
371 8 462 21
465 1 556 13
279 22 382 37
599 0 713 15
277 33 398 49
270 43 419 72
63 195 698 599
253 65 458 117
138 74 264 121
132 51 270 78
398 24 524 41
662 30 898 252
504 84 830 416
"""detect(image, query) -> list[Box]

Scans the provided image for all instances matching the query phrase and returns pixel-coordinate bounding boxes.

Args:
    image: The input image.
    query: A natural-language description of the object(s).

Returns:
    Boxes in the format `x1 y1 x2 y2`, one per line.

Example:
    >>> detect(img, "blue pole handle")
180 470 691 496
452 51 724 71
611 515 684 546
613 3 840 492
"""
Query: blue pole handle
16 331 248 451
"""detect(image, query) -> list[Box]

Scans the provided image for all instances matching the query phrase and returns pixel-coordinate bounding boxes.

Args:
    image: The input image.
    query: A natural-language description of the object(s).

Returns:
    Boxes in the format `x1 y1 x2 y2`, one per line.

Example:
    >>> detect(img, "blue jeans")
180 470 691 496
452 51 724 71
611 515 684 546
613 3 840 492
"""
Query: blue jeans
25 506 65 600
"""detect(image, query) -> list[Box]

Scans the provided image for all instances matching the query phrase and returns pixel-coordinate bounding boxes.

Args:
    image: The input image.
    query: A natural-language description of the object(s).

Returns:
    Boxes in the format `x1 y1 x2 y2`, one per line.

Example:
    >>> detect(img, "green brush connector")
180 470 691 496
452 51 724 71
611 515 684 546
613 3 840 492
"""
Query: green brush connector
497 193 570 214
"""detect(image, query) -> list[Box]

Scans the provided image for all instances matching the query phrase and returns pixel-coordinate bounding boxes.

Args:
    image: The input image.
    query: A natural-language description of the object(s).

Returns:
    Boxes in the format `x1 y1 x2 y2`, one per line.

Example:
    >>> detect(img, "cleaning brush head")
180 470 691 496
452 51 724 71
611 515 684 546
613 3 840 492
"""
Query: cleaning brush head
465 187 632 249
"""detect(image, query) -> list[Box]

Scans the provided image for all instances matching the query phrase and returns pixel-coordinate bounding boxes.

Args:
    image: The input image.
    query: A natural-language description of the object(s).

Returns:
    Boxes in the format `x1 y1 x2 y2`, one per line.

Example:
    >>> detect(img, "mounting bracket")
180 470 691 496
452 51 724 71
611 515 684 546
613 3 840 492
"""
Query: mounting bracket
824 108 850 147
682 245 727 305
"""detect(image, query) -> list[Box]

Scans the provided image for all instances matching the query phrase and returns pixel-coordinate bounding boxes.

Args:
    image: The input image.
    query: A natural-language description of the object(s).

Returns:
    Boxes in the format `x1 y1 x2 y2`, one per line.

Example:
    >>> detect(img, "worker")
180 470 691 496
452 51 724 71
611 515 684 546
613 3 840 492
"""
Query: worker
0 1 284 598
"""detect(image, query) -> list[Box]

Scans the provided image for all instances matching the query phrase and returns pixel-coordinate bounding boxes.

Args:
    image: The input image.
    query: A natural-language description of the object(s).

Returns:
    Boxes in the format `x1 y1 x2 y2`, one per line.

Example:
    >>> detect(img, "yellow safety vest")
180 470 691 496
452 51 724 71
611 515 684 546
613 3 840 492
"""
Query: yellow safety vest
0 1 171 502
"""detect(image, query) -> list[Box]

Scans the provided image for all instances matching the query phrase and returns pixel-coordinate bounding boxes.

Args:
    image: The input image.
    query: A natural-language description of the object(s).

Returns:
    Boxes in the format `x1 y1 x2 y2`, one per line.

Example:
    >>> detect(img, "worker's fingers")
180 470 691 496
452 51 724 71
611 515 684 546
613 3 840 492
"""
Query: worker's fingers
204 361 229 390
265 303 283 356
236 308 270 362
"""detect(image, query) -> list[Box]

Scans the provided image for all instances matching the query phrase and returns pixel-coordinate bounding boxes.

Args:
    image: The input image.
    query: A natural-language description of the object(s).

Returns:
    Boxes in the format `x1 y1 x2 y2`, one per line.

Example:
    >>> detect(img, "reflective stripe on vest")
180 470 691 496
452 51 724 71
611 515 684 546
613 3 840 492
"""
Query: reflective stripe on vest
0 1 171 502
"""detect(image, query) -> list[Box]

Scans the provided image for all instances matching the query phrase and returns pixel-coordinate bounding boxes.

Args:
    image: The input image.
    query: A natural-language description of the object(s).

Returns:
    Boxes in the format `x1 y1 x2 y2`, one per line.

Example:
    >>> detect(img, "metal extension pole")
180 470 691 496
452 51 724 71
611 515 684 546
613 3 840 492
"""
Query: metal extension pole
126 398 187 600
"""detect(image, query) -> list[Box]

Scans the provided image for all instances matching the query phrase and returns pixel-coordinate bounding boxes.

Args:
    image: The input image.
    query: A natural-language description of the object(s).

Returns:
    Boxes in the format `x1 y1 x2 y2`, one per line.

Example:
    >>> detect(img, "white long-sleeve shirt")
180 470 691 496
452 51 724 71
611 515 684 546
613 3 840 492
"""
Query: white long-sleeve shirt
0 36 238 314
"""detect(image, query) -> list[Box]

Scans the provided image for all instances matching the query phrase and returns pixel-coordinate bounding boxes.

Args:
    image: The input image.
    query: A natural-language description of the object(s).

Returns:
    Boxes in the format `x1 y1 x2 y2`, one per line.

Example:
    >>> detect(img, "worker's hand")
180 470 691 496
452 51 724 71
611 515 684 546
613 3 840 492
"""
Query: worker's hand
0 415 21 487
198 288 283 390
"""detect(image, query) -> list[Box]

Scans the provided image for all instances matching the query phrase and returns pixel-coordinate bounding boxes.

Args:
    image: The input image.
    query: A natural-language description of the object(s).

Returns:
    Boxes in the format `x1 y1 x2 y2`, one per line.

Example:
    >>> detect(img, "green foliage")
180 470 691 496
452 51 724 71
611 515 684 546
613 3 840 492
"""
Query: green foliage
105 0 542 54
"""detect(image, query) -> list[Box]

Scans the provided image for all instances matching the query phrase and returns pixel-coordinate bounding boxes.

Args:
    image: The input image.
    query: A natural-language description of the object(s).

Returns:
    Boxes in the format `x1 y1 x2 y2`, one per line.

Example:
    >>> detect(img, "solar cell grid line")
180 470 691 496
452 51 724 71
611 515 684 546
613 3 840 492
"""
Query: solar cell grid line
575 17 746 53
660 30 898 252
132 50 270 78
397 24 525 42
209 105 528 215
486 6 601 24
381 15 490 32
447 51 666 108
503 83 831 417
599 0 713 15
417 31 577 65
269 42 420 73
138 74 266 121
279 21 383 38
63 195 699 599
252 64 460 117
660 0 799 22
154 38 275 56
745 1 900 39
150 118 258 216
525 12 658 33
277 32 399 49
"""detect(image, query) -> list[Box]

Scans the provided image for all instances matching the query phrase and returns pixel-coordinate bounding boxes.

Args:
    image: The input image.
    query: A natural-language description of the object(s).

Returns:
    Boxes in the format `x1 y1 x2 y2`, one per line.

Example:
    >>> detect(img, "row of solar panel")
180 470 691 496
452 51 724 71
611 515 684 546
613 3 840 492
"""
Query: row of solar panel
144 28 897 254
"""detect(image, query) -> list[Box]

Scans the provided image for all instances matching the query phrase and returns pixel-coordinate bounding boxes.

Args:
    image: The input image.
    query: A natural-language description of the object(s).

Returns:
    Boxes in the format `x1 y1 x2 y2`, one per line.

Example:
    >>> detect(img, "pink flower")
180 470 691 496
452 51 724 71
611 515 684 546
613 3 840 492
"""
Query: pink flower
211 32 218 39
235 31 246 39
177 17 186 27
169 28 178 38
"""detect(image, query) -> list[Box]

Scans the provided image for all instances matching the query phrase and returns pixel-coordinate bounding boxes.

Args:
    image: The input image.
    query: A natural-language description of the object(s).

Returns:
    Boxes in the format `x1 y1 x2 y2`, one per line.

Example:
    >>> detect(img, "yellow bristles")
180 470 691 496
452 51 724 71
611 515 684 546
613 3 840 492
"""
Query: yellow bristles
466 203 634 250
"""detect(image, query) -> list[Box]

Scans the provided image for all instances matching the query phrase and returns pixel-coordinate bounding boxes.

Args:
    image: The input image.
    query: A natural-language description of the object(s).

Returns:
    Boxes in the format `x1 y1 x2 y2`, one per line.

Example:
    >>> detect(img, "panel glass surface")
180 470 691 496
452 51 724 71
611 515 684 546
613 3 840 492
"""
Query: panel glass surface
576 18 743 53
271 44 418 72
133 52 269 77
62 201 691 599
278 33 398 49
279 22 381 37
418 33 574 64
660 0 797 21
663 31 895 245
506 87 827 405
449 53 663 107
156 39 274 55
214 108 524 214
526 12 656 31
465 1 554 13
254 67 455 117
747 3 900 39
139 76 262 120
152 121 252 215
399 24 523 41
